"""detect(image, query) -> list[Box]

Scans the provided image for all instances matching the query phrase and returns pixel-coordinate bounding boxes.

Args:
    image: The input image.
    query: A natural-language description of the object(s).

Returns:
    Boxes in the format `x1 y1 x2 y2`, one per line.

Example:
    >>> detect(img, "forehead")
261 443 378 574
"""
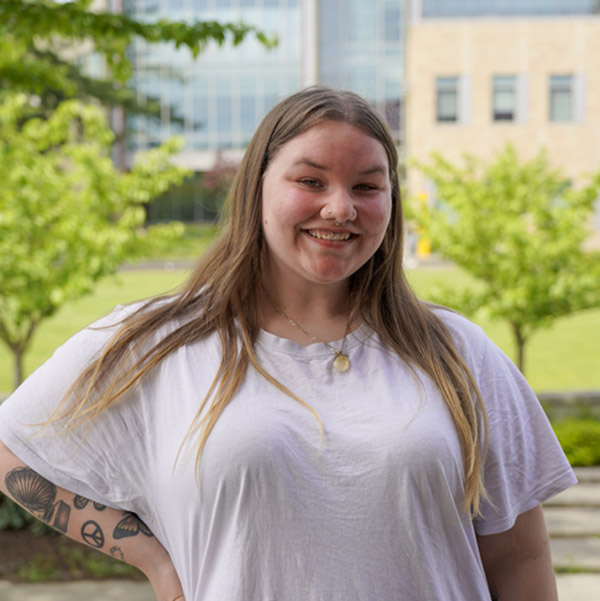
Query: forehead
273 120 389 168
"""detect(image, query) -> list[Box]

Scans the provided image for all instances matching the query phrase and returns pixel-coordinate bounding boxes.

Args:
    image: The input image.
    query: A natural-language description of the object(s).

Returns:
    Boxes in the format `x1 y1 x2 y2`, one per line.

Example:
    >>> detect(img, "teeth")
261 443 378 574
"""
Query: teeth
308 230 352 241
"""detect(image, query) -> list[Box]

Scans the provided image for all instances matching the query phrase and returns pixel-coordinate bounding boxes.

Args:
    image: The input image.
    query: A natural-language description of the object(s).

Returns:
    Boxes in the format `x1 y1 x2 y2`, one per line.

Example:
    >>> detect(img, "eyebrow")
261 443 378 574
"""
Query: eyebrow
292 158 387 176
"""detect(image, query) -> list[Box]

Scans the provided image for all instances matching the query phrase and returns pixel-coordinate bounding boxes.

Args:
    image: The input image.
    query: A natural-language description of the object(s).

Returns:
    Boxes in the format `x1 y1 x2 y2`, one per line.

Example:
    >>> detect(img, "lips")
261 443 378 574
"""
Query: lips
307 229 354 241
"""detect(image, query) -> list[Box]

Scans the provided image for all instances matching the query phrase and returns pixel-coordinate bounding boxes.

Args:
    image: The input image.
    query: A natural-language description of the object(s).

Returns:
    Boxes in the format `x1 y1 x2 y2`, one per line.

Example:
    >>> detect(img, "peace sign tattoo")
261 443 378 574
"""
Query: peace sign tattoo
81 520 105 549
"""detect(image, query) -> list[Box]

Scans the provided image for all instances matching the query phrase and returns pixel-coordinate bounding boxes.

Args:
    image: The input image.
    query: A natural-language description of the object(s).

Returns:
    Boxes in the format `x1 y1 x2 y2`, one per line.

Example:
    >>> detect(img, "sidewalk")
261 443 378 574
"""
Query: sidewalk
547 467 600 601
1 468 598 601
0 579 154 601
0 575 597 601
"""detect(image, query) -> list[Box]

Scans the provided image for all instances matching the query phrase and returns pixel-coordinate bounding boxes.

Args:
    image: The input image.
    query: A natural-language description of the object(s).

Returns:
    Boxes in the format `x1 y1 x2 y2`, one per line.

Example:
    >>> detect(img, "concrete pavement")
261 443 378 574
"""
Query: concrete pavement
0 579 154 601
1 467 599 601
1 575 597 601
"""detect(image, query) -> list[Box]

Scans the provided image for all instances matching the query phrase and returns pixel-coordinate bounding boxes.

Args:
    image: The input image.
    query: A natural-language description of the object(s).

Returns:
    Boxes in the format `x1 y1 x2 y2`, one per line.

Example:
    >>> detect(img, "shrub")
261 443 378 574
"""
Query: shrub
552 419 600 466
0 493 50 534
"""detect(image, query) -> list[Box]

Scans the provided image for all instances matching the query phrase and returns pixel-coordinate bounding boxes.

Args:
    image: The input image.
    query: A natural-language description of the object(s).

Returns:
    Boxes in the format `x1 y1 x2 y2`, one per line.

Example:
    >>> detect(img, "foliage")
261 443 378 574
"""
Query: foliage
0 0 276 117
408 144 600 373
0 94 189 389
0 494 47 533
553 419 600 466
14 540 143 582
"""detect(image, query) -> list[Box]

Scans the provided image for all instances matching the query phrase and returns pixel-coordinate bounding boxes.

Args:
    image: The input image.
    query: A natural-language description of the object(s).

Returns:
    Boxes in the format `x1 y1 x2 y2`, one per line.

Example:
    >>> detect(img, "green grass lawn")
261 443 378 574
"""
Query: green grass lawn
1 264 599 396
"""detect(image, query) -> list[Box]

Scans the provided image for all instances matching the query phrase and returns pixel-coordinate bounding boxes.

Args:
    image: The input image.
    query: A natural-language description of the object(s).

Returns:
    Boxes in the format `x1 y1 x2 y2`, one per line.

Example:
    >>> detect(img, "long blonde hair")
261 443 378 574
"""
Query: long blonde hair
54 87 488 515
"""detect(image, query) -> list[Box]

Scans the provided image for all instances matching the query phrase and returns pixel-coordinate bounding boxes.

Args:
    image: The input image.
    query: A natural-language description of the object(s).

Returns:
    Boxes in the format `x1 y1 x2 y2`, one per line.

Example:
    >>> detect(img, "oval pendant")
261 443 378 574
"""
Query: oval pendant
333 352 350 373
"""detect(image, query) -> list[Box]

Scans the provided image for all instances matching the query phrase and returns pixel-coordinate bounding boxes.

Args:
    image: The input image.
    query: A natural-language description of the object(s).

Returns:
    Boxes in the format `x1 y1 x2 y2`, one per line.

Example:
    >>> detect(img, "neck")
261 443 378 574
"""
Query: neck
258 276 356 346
261 268 351 319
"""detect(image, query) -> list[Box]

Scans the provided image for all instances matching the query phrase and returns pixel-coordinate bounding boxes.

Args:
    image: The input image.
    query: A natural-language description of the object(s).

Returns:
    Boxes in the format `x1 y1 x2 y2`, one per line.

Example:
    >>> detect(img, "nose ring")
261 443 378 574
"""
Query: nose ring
335 219 347 227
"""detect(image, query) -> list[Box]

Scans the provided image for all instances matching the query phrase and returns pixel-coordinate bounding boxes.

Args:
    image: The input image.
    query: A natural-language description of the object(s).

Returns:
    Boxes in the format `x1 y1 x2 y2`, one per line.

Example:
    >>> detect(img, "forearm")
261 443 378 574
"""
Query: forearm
485 552 557 600
478 506 558 601
0 441 182 600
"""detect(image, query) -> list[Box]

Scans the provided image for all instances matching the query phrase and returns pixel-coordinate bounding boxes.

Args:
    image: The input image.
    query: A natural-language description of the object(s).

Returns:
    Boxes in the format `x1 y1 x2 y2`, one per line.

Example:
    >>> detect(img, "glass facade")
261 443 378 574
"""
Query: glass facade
422 0 600 17
319 0 405 140
124 0 301 152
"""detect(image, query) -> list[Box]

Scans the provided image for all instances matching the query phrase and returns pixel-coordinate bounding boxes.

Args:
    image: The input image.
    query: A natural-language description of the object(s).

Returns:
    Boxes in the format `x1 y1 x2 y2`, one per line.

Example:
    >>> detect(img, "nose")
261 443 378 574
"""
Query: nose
320 188 357 224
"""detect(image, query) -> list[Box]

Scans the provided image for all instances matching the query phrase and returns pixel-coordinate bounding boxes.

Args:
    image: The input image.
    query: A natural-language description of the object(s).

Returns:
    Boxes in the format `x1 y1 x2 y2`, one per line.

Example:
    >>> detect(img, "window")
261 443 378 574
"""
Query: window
436 77 459 122
492 75 517 121
384 3 402 42
550 75 573 122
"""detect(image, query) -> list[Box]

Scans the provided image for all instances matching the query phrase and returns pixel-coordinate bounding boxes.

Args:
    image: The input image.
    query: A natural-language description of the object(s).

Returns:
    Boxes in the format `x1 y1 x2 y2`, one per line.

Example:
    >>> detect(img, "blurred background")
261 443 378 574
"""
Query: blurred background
0 0 599 594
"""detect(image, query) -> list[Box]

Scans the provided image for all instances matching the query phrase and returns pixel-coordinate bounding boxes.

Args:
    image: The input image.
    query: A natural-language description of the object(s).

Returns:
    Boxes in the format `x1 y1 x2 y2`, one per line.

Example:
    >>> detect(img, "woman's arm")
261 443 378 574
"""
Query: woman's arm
0 440 184 601
477 505 557 601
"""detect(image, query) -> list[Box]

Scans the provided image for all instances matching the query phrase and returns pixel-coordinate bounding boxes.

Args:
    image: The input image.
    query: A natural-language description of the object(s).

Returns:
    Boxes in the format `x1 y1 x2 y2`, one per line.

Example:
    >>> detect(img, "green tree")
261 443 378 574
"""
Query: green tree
0 0 275 118
0 94 189 389
408 145 600 374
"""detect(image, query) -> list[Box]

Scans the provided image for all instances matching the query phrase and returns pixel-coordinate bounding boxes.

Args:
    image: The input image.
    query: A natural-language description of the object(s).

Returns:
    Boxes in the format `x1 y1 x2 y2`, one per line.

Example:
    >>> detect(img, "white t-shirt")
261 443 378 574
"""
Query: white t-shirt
0 303 576 600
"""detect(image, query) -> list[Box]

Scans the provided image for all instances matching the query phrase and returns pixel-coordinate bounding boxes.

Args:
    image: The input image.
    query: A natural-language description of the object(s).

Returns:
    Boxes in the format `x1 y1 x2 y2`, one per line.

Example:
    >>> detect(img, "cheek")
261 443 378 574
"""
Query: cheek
264 191 315 228
366 197 392 230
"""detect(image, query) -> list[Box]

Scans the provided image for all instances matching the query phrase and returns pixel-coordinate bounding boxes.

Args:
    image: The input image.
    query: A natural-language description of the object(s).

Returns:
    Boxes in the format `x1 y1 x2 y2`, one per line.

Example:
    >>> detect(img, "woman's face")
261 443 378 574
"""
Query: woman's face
260 120 392 292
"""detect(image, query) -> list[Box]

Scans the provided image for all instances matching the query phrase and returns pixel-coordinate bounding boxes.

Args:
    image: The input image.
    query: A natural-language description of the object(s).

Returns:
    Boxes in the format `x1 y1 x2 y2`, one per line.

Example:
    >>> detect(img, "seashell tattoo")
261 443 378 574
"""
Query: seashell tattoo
5 467 57 516
5 467 71 532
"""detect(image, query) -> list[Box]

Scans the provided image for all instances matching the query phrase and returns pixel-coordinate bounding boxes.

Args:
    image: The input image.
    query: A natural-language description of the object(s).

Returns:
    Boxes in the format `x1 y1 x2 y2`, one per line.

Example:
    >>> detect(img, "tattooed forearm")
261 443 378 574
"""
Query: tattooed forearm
0 448 168 583
4 467 71 533
4 467 151 552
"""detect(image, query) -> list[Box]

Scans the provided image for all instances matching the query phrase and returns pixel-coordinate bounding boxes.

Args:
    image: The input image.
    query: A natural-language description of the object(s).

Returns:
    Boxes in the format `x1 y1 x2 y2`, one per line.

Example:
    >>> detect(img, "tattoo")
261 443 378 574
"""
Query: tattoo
53 500 71 533
113 512 153 540
109 545 125 560
81 520 105 548
5 467 70 532
73 495 106 512
5 467 57 518
74 495 88 509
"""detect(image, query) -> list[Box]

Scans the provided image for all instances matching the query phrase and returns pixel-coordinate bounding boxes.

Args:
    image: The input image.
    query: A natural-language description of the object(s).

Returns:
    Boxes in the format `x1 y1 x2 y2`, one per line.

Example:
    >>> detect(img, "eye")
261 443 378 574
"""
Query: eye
354 183 378 192
299 178 322 188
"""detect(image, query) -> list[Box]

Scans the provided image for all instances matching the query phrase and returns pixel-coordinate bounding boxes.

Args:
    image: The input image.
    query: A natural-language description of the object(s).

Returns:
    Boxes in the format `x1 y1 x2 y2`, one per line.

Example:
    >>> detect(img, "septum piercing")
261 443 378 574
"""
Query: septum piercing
335 219 347 227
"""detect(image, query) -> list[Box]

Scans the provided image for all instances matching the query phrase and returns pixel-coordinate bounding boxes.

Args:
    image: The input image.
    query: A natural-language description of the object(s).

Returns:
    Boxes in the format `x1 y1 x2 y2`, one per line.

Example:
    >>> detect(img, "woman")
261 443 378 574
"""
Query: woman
0 87 575 600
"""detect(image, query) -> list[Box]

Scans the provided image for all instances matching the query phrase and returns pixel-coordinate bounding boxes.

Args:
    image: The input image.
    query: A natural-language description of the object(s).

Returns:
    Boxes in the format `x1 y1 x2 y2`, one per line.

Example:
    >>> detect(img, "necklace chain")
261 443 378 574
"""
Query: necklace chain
271 303 352 373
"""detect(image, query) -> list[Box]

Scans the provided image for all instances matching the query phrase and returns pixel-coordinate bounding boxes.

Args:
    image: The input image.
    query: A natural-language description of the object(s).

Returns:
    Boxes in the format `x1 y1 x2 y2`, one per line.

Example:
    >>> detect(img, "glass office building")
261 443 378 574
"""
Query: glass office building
421 0 600 17
319 0 405 139
124 0 302 153
124 0 405 155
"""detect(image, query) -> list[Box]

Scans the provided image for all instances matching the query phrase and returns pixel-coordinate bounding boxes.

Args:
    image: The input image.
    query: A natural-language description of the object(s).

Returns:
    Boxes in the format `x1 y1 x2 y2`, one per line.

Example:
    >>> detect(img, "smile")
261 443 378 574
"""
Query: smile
307 230 354 241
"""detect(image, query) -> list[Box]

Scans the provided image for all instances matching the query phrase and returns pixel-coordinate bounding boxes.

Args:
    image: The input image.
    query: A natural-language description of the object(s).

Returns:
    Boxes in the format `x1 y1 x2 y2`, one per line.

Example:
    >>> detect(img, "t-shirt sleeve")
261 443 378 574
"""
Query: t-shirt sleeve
0 305 152 517
462 321 577 535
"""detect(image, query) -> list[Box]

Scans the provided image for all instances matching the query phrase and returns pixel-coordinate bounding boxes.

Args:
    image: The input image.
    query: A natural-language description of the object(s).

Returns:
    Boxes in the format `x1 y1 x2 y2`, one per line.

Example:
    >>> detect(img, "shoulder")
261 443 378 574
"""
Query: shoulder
46 296 180 372
427 305 490 363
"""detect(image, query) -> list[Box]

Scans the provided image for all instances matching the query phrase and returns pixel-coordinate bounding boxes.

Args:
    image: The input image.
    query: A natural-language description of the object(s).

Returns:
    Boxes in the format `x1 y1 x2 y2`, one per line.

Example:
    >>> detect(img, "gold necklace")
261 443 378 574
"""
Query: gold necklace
272 303 352 373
